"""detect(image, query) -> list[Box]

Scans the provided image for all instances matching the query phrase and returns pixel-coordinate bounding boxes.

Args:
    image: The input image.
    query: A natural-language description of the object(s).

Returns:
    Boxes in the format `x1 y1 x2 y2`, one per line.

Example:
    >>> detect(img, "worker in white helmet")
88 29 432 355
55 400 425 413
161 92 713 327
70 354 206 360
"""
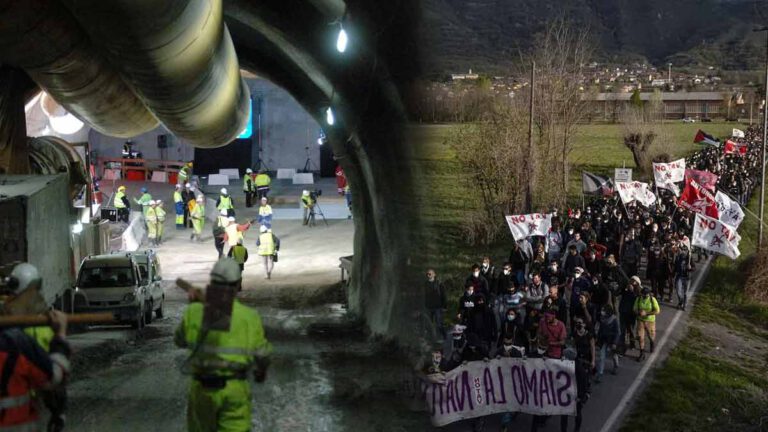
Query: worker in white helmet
243 168 255 208
174 258 272 432
145 200 160 246
0 263 70 431
216 188 235 217
256 225 280 279
155 200 166 245
190 196 206 243
223 217 251 256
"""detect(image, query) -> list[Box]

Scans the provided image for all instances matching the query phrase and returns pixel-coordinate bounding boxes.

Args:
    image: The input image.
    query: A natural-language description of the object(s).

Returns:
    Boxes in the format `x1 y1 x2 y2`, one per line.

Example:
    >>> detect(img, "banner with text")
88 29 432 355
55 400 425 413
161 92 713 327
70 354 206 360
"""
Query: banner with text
653 158 686 185
423 357 577 427
678 178 719 218
714 191 745 229
685 169 718 192
616 181 656 206
505 214 552 240
692 213 741 259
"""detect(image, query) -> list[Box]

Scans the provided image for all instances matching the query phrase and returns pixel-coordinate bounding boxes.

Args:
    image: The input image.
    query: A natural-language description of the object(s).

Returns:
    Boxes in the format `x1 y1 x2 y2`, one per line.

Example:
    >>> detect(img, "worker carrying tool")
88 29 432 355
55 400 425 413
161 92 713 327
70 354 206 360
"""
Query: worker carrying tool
174 259 272 432
0 263 71 432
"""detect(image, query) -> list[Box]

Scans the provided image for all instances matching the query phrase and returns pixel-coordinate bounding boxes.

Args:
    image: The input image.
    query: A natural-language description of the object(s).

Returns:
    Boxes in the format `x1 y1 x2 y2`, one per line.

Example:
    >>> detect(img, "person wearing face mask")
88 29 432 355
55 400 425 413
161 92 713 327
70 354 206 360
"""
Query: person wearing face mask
500 284 526 328
497 308 527 349
465 264 490 299
465 294 497 353
508 240 532 287
563 245 586 278
634 287 660 361
572 317 595 377
445 325 467 371
620 233 642 278
595 304 620 382
457 283 475 324
541 261 566 291
589 275 612 314
537 310 566 359
619 277 641 355
646 238 667 299
495 334 524 432
424 269 447 340
495 262 515 297
479 256 497 289
423 349 448 375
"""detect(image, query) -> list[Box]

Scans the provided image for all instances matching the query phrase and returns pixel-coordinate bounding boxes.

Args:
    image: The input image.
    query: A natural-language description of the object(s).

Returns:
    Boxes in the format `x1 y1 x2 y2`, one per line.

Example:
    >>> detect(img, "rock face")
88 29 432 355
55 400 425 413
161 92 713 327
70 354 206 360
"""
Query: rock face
421 0 767 73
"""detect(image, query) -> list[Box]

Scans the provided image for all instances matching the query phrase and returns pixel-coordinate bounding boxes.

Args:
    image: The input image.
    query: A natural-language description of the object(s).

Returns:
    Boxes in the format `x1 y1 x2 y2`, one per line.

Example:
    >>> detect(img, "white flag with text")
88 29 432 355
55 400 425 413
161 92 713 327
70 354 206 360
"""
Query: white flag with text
714 191 745 229
692 213 741 259
616 181 657 206
505 213 552 240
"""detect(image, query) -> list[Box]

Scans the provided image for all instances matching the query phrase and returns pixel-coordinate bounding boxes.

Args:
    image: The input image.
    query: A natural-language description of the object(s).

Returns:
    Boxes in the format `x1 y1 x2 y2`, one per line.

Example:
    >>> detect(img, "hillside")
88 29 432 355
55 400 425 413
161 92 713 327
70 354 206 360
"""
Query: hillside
421 0 768 75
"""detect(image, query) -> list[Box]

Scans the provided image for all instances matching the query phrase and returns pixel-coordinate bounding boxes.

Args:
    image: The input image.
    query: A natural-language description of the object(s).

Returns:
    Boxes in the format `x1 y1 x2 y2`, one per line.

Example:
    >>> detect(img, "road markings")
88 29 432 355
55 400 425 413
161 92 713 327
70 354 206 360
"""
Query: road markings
598 256 712 432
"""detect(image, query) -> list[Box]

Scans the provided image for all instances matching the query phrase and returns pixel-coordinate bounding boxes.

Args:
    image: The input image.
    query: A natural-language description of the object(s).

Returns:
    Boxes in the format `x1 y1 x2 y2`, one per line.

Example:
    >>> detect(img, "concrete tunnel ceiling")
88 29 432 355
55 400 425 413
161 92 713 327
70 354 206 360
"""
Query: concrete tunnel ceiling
0 0 424 340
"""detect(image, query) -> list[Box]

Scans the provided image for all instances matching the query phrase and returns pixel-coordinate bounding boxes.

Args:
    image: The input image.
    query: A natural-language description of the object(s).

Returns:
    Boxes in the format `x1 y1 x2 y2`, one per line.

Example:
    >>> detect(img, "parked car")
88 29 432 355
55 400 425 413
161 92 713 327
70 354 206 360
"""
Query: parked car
72 251 164 330
682 117 696 123
701 118 713 122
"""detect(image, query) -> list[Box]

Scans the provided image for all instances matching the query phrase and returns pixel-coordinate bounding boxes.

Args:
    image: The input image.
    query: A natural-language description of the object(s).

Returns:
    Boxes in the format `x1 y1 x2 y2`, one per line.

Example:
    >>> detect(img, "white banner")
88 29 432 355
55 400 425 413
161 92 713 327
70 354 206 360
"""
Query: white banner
616 181 656 206
422 357 577 427
653 158 686 186
714 191 745 229
732 128 745 138
692 213 741 259
505 213 552 240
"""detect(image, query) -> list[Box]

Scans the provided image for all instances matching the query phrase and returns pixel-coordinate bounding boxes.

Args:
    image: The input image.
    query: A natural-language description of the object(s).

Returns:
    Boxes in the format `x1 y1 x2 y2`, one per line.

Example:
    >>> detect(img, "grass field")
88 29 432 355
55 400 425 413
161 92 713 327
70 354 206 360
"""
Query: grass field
407 120 768 431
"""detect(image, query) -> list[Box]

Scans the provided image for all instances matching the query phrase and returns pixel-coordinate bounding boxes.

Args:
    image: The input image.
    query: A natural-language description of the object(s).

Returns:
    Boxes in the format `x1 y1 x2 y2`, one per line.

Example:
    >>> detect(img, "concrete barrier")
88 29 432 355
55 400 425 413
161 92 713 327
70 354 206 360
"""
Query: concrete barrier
150 171 167 183
292 173 314 184
207 174 230 186
277 168 296 179
205 197 218 222
219 168 240 180
121 212 146 251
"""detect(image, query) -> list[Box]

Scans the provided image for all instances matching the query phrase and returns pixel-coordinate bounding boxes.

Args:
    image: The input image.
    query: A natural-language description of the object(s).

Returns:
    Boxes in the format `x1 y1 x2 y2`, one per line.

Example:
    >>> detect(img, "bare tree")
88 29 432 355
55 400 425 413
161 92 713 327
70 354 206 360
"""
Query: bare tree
621 89 671 176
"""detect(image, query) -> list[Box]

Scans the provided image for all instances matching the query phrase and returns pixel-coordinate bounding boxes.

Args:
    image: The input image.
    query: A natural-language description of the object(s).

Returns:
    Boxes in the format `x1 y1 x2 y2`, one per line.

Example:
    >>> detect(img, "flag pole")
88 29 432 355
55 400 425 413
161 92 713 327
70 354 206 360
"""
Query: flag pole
756 26 768 250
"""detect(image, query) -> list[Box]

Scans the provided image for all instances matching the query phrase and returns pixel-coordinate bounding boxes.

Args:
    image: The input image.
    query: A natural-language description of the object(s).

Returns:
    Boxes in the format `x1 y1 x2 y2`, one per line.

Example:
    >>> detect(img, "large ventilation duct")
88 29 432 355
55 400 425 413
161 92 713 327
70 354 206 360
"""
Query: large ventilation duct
0 0 159 138
61 0 251 148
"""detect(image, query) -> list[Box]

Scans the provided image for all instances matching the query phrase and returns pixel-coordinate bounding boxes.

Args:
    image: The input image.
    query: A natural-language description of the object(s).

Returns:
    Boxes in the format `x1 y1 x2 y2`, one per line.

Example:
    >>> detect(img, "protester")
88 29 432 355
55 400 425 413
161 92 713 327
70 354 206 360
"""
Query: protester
595 304 620 382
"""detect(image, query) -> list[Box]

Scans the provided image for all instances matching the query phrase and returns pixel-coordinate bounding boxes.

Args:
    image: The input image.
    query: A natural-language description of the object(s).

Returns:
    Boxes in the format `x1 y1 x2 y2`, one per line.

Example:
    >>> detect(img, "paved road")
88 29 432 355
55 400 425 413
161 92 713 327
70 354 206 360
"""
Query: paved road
444 257 712 432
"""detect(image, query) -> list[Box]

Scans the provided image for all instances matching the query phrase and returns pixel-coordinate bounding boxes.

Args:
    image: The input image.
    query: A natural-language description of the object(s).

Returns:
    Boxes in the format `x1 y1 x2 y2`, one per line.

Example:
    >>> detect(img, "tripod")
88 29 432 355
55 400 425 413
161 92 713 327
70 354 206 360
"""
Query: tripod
308 200 329 227
302 146 318 173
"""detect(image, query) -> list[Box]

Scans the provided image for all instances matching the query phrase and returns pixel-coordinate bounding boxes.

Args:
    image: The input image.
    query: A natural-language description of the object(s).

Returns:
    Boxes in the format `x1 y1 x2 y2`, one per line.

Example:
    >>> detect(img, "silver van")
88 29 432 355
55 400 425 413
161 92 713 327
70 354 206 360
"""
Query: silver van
72 251 164 330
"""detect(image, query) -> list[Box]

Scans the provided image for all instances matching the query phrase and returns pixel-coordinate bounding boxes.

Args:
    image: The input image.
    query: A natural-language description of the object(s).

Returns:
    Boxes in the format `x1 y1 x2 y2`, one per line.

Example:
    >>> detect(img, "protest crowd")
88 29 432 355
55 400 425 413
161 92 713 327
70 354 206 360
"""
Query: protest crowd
420 126 763 432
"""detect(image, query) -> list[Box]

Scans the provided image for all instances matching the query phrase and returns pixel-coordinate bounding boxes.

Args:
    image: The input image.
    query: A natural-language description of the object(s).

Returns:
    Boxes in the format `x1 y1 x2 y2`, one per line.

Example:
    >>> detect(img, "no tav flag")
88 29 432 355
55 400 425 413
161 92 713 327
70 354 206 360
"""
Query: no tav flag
692 213 741 260
616 181 656 207
505 213 552 240
714 191 745 229
732 128 745 138
652 158 685 195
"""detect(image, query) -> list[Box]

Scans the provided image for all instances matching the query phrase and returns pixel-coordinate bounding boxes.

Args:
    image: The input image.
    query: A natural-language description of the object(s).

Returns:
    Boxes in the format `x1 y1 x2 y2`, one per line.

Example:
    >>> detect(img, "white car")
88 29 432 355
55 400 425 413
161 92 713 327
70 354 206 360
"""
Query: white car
72 251 164 330
682 117 696 123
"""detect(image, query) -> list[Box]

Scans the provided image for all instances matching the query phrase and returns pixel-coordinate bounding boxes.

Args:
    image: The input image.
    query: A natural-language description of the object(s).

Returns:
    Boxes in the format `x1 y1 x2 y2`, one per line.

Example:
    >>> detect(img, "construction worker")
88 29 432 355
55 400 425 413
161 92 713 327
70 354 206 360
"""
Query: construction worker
135 187 153 216
243 168 255 208
155 200 167 245
190 196 205 242
224 217 251 255
301 190 315 226
213 210 229 258
174 184 185 229
146 200 160 246
183 183 196 228
254 170 271 200
174 258 272 432
257 197 273 229
216 188 235 217
256 225 280 279
178 161 193 185
114 185 131 223
0 263 71 431
227 239 249 273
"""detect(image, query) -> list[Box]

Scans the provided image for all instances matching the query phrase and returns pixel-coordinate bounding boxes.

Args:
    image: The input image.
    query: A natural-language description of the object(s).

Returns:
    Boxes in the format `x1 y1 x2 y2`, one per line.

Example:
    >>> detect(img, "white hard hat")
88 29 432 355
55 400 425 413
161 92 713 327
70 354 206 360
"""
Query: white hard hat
9 263 41 294
260 225 268 233
302 190 309 196
210 258 242 284
220 188 228 195
185 183 191 188
156 200 162 204
227 216 235 222
175 184 181 189
149 200 157 205
246 168 253 174
220 209 228 216
196 196 203 202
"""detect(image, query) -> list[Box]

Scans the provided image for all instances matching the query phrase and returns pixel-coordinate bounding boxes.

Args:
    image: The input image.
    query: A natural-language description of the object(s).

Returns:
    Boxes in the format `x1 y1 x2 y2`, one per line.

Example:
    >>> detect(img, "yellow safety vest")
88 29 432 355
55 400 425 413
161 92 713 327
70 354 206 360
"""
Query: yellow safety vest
156 207 166 222
634 296 660 322
255 174 271 187
301 196 314 208
114 191 126 208
243 175 253 192
145 207 158 223
218 195 233 210
231 245 248 264
24 326 54 352
257 232 275 256
173 191 183 204
174 300 272 375
258 205 272 216
225 224 243 246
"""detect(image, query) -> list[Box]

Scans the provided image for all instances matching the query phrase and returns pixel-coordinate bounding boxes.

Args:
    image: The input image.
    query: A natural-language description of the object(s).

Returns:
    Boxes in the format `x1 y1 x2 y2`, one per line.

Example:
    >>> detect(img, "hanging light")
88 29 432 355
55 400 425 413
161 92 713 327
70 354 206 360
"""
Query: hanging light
336 26 348 53
326 107 335 126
